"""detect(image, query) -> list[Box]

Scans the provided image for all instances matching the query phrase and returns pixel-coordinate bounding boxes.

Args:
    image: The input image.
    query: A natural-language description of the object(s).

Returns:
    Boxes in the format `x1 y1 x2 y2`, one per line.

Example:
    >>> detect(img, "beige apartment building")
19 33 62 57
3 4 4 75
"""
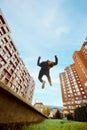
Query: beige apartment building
0 9 35 104
34 102 44 113
60 42 87 114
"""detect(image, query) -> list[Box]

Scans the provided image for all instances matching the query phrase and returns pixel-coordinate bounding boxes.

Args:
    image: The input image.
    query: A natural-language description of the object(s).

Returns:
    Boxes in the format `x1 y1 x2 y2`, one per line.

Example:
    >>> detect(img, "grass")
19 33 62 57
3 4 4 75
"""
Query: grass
22 119 87 130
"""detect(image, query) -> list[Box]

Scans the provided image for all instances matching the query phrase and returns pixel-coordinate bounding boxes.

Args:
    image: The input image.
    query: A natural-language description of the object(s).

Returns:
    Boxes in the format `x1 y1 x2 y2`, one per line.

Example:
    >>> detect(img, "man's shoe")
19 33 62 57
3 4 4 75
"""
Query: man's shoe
50 83 52 86
42 81 46 89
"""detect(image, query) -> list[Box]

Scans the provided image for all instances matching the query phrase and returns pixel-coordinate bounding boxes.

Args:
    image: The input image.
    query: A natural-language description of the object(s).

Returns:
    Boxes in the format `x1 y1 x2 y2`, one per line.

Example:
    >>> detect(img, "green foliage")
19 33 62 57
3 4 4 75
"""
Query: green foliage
54 110 61 119
42 106 50 116
74 104 87 122
22 119 87 130
66 113 73 120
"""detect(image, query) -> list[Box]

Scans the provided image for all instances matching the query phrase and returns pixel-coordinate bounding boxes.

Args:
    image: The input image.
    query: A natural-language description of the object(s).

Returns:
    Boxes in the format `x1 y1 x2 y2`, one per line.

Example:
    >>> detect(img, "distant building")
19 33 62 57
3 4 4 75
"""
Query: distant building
0 9 35 104
34 102 44 113
49 108 58 118
48 106 63 118
60 42 87 114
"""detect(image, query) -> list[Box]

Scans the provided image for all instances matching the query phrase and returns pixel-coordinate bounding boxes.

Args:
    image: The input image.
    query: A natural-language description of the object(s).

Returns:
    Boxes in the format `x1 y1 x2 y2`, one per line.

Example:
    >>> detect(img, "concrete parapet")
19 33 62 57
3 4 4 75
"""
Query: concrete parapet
0 81 47 125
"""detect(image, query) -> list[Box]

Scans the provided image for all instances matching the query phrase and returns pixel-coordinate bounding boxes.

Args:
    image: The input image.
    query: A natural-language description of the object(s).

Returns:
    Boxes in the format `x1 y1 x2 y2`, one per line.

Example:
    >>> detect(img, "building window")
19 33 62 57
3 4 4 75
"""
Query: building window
0 40 4 45
0 19 3 24
80 87 83 90
82 91 85 94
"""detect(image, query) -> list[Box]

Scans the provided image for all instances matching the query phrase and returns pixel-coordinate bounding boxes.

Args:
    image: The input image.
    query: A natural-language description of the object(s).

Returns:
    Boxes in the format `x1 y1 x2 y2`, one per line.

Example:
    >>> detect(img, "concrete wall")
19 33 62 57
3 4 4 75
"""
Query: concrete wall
0 81 47 125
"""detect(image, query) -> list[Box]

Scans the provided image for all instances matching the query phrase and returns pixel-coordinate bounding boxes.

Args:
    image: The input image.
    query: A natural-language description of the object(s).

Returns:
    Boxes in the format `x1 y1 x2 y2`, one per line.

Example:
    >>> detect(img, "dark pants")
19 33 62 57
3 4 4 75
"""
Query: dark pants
38 70 52 86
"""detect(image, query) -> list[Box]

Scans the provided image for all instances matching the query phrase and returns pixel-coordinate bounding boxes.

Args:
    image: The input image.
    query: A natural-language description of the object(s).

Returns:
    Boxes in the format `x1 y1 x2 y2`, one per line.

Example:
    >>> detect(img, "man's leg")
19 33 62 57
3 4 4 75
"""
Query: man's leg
46 73 52 86
47 76 52 86
38 71 46 88
38 72 43 83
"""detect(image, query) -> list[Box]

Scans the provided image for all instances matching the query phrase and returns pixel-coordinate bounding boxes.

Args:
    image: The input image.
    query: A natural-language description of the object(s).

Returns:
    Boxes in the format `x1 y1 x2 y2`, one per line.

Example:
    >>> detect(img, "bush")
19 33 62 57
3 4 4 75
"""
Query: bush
66 113 73 120
54 110 61 119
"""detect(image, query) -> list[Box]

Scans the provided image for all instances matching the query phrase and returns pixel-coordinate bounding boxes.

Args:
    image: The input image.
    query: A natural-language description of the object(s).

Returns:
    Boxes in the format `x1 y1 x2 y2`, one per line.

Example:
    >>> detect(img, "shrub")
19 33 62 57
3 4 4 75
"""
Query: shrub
54 110 61 119
67 113 73 120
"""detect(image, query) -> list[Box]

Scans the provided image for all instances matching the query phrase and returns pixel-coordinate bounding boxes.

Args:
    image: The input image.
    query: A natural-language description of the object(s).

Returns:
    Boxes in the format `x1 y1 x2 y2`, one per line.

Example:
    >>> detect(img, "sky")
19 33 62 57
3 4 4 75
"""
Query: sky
0 0 87 107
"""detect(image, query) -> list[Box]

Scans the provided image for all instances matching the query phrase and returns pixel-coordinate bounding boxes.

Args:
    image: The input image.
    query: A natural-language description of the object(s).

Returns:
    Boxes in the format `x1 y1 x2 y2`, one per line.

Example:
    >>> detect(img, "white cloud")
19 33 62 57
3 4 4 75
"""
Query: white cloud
40 8 56 28
55 26 70 37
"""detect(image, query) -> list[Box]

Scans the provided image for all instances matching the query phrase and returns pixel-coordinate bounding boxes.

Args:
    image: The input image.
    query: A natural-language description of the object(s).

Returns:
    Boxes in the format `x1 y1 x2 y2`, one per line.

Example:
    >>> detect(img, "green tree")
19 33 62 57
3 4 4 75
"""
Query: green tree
74 106 80 121
67 113 73 120
54 110 61 119
74 104 87 122
42 106 50 116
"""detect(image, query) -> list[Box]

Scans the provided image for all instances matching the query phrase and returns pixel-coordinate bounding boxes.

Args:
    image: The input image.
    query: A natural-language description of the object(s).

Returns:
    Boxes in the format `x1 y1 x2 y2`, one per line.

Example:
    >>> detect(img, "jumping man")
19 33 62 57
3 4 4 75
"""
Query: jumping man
37 55 58 88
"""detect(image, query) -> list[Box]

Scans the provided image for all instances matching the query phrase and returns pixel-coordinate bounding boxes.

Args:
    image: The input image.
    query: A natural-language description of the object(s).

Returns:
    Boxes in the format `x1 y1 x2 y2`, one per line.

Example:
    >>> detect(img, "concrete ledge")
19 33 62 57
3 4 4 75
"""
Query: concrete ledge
0 81 47 124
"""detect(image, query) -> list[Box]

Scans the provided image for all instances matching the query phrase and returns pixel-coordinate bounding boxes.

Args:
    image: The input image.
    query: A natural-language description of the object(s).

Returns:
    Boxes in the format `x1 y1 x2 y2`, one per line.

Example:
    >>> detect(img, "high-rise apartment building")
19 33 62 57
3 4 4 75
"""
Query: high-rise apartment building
73 42 87 95
0 9 35 104
60 42 87 114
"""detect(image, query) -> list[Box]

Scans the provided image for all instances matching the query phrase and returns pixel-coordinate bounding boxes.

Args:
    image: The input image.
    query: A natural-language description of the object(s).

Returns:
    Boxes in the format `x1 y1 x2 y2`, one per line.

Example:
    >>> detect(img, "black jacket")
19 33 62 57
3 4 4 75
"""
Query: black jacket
37 56 58 72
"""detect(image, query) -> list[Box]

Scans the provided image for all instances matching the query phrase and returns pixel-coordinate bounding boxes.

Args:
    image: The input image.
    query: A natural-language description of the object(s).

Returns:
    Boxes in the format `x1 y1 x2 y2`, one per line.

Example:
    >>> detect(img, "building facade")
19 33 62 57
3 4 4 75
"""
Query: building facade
0 9 35 104
60 42 87 114
34 102 44 113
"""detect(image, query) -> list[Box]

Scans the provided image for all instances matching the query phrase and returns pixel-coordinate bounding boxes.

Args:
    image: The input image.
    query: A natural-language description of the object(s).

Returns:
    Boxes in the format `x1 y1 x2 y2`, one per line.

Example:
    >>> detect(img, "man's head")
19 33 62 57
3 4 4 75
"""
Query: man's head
47 60 52 64
47 60 53 68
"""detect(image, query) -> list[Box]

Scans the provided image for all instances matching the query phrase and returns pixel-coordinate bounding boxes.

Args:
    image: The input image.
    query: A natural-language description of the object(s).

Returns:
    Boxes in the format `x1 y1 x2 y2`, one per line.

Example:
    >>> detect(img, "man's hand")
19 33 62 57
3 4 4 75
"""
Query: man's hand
54 55 57 58
54 55 58 65
38 56 41 59
37 56 41 66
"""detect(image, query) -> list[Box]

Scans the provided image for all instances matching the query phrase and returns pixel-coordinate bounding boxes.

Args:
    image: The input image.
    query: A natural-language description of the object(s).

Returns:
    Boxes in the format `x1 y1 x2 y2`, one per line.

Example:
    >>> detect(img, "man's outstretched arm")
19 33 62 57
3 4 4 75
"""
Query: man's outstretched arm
37 56 41 66
54 55 58 65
